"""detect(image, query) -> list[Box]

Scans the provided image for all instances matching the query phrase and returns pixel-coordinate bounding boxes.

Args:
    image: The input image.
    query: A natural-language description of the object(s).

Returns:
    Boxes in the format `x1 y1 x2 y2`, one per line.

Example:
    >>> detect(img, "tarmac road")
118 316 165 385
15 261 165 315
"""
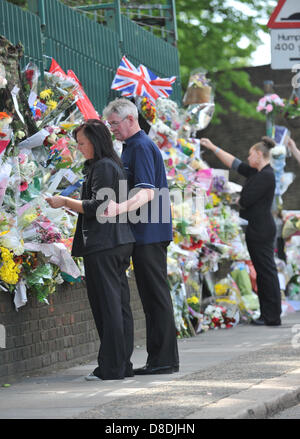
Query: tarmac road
0 311 300 421
270 402 300 419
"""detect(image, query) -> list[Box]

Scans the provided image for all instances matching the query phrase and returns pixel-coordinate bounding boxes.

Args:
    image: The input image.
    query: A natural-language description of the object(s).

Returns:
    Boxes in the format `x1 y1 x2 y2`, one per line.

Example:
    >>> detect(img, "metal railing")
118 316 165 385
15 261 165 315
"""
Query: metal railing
0 0 181 113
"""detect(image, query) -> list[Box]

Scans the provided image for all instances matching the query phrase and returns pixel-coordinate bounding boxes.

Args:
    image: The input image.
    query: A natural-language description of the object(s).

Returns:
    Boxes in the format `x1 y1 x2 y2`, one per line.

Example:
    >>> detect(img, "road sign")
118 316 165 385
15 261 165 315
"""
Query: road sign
271 28 300 69
271 29 300 70
268 0 300 29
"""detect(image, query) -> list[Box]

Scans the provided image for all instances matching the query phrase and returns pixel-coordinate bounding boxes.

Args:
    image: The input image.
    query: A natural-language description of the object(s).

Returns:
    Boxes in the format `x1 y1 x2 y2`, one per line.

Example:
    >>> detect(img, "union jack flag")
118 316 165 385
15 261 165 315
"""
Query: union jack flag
150 75 176 98
111 56 176 102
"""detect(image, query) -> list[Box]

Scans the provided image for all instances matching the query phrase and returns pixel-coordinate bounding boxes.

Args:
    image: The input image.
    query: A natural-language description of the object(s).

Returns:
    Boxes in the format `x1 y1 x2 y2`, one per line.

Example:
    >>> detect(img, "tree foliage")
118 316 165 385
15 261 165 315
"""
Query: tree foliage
7 0 277 121
174 0 277 121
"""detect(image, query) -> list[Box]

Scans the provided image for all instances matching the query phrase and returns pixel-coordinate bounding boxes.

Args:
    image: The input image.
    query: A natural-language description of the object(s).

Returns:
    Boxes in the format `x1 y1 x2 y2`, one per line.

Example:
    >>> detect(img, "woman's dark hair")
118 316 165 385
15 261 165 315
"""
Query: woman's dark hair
73 119 123 168
253 136 275 158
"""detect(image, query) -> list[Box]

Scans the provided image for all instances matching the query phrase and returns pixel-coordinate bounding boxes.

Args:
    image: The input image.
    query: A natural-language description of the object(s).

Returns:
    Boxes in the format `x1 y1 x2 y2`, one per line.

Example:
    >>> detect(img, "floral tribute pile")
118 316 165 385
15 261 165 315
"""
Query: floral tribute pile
0 37 90 308
141 95 258 337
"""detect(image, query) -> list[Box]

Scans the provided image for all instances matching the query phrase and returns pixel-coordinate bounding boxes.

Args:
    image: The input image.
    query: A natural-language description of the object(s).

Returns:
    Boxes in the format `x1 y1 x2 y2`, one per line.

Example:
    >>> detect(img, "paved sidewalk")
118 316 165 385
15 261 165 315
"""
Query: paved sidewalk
0 312 299 420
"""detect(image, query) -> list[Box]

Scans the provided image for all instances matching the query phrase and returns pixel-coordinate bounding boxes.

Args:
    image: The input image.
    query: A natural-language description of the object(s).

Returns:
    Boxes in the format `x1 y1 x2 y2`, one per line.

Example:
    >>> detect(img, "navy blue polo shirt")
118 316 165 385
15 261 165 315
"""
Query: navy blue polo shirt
121 130 173 245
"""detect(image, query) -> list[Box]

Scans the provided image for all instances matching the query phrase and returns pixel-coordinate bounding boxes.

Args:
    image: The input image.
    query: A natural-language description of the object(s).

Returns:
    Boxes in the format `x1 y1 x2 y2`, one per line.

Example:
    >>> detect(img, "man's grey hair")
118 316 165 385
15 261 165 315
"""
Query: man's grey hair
103 98 139 120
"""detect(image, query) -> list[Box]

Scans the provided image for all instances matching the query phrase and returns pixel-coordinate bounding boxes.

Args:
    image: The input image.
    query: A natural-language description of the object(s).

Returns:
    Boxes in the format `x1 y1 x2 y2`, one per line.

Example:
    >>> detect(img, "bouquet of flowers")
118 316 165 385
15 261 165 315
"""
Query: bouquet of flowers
136 96 156 124
203 304 238 329
0 245 21 289
283 95 300 120
22 64 79 129
155 97 180 129
183 69 213 106
256 93 285 116
282 214 300 240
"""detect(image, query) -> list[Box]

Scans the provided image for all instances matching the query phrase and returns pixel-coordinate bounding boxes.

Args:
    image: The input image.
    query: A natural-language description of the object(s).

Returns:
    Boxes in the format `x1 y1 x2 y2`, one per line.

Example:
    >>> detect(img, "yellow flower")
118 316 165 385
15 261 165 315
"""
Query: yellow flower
211 193 221 206
214 283 228 296
0 246 20 285
24 213 38 224
216 298 236 305
40 89 54 100
0 230 9 236
60 122 77 130
47 100 58 110
176 173 186 183
187 296 199 305
173 231 182 244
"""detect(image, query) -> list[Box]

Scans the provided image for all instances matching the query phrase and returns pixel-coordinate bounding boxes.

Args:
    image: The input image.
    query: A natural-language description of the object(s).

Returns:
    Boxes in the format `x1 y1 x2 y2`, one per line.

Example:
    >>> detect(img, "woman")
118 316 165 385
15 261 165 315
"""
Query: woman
200 136 282 326
46 119 135 380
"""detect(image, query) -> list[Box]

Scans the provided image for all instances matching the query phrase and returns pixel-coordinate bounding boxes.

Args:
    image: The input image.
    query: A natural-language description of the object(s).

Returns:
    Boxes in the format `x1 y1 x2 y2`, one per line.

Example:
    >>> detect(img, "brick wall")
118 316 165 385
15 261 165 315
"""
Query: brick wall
200 64 300 210
0 276 146 383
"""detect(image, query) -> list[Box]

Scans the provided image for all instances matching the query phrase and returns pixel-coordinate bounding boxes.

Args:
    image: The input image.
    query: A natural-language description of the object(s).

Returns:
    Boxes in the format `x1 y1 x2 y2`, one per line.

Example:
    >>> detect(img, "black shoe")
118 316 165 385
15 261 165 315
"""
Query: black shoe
250 318 265 326
133 364 178 375
265 320 281 326
125 370 135 377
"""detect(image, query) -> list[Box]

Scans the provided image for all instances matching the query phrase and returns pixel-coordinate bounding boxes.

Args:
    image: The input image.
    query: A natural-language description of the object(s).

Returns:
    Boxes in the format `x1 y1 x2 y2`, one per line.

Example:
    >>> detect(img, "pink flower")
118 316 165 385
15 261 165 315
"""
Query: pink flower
258 97 267 106
269 93 280 101
50 138 72 160
265 104 273 113
18 152 27 165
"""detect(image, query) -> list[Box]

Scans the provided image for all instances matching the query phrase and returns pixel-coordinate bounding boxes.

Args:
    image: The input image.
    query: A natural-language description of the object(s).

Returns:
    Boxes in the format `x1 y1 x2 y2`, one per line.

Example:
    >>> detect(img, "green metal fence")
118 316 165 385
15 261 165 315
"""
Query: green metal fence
0 0 181 113
0 0 44 73
41 0 121 114
121 15 181 104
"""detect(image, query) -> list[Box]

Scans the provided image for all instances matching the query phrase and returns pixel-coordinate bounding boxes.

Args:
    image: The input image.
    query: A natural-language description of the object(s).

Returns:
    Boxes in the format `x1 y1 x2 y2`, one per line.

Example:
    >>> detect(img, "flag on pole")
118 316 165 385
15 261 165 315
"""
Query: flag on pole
49 58 100 120
111 56 159 102
149 75 176 98
67 70 100 120
111 56 176 102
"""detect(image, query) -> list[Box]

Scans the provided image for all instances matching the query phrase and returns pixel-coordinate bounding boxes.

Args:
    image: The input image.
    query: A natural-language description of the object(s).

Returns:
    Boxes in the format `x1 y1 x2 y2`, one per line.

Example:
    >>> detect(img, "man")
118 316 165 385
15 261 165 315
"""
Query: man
102 98 179 375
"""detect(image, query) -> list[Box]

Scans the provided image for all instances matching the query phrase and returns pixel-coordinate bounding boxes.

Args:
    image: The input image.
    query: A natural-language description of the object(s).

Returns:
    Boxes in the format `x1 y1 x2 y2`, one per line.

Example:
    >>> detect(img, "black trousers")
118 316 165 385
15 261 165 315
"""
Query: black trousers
83 243 134 379
132 241 179 368
246 236 282 324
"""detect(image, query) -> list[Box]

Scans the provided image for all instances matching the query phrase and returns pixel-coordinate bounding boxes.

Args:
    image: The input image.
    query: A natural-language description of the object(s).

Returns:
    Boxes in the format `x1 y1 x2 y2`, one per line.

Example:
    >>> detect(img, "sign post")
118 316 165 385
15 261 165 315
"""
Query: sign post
268 0 300 70
270 29 300 69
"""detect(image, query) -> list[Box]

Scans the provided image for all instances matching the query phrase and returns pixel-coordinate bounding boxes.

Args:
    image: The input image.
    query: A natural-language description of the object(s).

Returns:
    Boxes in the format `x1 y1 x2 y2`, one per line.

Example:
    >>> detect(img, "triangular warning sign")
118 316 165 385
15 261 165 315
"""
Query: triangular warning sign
268 0 300 28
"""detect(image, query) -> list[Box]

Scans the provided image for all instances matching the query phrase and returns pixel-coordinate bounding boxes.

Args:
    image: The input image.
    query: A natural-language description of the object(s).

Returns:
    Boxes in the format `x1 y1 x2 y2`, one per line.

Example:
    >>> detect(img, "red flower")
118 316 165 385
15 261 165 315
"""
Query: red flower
25 69 34 81
19 181 28 192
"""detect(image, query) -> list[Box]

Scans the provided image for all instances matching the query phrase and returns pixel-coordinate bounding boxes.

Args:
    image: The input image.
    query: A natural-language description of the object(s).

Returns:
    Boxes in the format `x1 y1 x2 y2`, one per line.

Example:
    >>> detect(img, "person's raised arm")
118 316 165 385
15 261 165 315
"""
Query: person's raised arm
287 137 300 165
200 138 236 169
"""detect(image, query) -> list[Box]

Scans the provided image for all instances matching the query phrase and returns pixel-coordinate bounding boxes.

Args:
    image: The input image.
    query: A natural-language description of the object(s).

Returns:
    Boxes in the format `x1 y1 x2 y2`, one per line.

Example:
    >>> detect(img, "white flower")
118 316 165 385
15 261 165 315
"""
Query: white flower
271 145 286 157
0 76 7 89
0 228 24 255
54 273 64 284
0 63 7 89
16 130 26 139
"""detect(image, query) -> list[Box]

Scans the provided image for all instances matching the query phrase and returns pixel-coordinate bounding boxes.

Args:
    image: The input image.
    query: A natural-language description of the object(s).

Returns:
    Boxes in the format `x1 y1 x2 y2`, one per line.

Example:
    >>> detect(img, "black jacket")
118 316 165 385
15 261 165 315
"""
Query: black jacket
71 158 135 257
237 162 276 242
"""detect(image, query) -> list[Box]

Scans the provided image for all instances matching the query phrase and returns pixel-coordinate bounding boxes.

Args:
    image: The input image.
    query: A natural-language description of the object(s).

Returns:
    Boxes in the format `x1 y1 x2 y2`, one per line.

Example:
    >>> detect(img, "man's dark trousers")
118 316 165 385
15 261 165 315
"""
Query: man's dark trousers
132 241 179 368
